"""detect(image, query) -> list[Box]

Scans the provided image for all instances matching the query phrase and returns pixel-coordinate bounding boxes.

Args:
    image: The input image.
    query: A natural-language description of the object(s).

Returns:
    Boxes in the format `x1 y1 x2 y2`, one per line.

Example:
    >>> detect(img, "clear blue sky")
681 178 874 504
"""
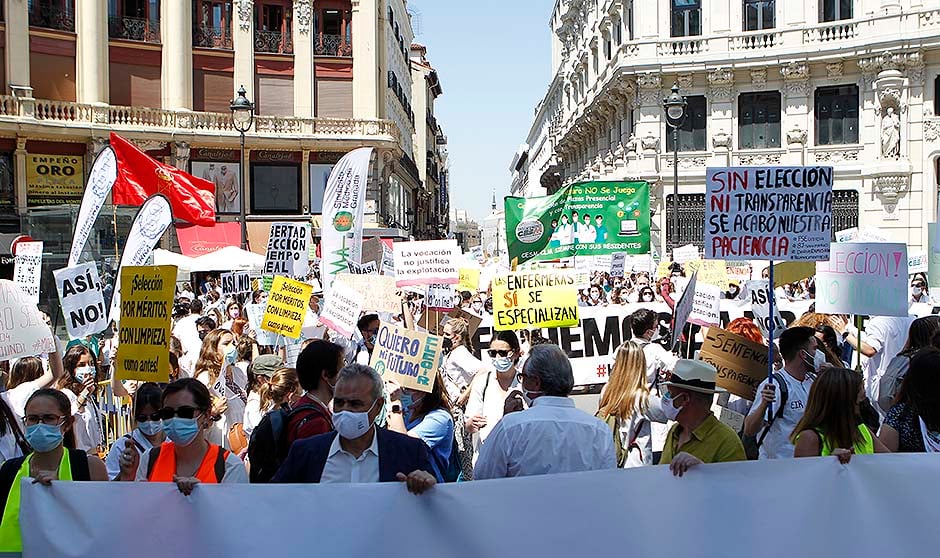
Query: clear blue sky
410 0 554 223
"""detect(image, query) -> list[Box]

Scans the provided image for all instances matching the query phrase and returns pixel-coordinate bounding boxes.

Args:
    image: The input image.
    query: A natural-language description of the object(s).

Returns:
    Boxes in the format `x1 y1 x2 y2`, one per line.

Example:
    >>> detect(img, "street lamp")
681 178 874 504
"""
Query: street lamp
230 85 254 250
663 83 687 253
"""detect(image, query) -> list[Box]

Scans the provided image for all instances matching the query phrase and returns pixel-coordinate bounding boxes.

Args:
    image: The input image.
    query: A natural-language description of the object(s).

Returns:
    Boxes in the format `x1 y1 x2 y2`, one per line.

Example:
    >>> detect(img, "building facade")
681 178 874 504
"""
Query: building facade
449 208 481 252
517 0 940 254
410 42 449 239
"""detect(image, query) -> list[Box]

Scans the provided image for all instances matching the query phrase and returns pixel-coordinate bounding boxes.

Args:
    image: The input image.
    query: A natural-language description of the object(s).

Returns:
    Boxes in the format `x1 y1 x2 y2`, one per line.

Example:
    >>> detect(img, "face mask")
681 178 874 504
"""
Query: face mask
912 287 923 297
400 392 414 412
642 295 655 302
333 398 379 440
164 417 201 447
224 346 237 365
471 302 483 312
800 349 817 372
661 392 683 421
26 423 64 453
229 308 240 319
198 331 208 341
493 356 514 372
75 366 95 382
137 420 164 437
442 337 454 352
590 292 600 300
522 387 543 402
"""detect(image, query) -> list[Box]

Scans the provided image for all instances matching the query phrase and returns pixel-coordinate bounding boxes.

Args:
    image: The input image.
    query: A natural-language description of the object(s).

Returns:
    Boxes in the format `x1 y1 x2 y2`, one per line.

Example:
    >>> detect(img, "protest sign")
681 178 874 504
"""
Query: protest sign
0 280 56 360
426 284 457 311
770 261 816 287
381 243 395 276
699 328 768 400
746 280 785 340
836 227 858 243
859 227 890 243
655 260 672 279
705 166 833 261
115 266 175 382
505 180 651 265
687 282 722 327
318 282 363 338
370 321 444 393
594 254 612 271
672 244 699 265
347 260 378 275
244 303 278 346
628 254 654 274
261 276 314 339
68 147 117 266
54 263 107 340
334 273 400 314
221 271 251 297
394 239 460 286
13 241 43 304
726 264 752 284
491 271 579 331
671 271 698 348
458 268 480 292
444 307 483 338
609 253 627 277
264 223 309 278
816 242 909 317
361 237 385 269
908 251 928 275
685 259 729 290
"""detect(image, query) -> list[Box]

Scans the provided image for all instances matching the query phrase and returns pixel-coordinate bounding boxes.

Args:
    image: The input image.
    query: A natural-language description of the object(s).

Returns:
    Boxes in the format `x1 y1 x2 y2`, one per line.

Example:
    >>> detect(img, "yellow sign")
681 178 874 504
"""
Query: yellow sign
773 261 816 288
115 266 175 382
458 268 480 293
26 154 85 206
655 260 672 279
370 321 443 394
261 276 313 339
491 271 579 331
686 260 730 290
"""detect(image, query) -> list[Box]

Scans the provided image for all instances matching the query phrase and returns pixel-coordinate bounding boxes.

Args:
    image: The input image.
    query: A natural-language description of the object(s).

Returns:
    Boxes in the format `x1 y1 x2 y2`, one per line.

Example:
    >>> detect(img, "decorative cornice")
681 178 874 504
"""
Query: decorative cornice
294 0 312 35
237 0 254 31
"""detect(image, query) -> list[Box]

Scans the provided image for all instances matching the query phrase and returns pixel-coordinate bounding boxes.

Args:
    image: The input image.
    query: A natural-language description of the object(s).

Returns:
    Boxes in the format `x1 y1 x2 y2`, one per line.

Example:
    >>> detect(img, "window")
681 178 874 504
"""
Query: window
193 1 233 48
604 35 612 60
934 75 940 116
250 163 301 214
739 92 781 149
821 0 852 22
323 9 341 35
666 95 707 152
665 194 706 250
613 18 622 45
743 0 774 31
815 85 859 145
671 0 701 37
626 1 634 40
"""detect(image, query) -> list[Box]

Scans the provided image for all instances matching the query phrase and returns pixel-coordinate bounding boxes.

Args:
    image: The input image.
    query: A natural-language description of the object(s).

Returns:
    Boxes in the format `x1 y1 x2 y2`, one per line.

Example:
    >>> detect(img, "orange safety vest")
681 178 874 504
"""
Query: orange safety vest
147 442 229 483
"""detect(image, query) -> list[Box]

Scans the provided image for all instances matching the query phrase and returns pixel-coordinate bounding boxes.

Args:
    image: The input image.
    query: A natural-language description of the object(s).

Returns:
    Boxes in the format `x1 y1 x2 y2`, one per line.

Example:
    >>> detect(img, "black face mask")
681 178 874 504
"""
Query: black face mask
198 331 208 341
442 337 453 352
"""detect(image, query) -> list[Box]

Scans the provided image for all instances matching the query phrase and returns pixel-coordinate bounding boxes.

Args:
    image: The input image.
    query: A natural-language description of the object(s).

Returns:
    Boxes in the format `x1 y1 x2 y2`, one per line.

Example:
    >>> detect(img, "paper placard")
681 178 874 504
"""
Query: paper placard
491 271 579 331
687 282 722 327
745 280 785 340
334 273 401 314
685 259 729 290
115 266 175 382
221 271 251 297
369 321 444 394
672 244 699 265
263 223 309 278
53 263 108 340
699 328 768 400
394 240 460 286
0 280 56 359
318 282 363 338
458 268 480 293
671 271 698 348
426 284 457 311
261 276 314 339
609 253 627 277
347 260 378 275
13 241 43 305
816 242 909 317
726 264 752 284
705 166 833 261
244 303 278 346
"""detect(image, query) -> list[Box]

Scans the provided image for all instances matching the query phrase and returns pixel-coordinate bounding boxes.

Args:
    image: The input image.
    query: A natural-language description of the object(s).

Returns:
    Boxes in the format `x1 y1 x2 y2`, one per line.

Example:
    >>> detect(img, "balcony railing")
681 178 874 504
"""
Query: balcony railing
109 16 160 43
28 8 74 32
315 34 352 57
193 25 233 49
729 29 782 50
255 29 292 54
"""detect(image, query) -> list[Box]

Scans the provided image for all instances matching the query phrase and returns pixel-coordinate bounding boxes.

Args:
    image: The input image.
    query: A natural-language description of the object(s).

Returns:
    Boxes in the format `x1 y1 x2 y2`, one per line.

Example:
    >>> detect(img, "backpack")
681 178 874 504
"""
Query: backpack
756 371 816 449
247 403 329 483
878 355 910 414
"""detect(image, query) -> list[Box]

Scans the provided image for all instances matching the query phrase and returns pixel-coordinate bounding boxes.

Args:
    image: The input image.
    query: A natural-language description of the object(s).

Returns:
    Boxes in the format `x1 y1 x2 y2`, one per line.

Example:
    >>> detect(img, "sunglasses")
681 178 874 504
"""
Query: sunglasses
135 412 162 423
158 406 204 420
487 349 512 358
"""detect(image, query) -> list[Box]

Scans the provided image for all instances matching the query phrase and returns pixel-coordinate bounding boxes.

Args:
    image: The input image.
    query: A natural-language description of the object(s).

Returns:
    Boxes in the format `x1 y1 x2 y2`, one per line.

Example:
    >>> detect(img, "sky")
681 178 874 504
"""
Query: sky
409 0 555 223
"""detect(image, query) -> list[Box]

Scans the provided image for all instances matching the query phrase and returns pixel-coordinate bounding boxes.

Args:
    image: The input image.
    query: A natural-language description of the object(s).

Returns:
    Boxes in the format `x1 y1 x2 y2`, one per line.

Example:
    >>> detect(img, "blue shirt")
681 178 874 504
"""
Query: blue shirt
405 408 454 482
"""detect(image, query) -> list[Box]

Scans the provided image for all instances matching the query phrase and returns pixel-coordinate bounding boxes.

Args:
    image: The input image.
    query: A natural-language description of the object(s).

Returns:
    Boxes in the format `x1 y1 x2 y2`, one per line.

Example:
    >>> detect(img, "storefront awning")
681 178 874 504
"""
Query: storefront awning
175 222 242 258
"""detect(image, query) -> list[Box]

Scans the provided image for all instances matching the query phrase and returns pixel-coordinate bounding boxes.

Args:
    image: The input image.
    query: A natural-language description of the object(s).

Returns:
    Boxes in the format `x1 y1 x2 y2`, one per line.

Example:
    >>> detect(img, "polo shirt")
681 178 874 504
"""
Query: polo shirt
659 414 746 466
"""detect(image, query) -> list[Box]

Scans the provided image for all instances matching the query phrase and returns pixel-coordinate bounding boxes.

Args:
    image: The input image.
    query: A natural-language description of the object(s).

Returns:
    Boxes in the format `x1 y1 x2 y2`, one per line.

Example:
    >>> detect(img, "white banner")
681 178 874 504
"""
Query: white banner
220 271 251 297
108 195 174 324
0 280 56 360
394 239 460 287
13 241 43 305
20 455 940 558
318 282 362 338
321 147 373 294
53 263 108 339
68 147 118 266
263 223 309 278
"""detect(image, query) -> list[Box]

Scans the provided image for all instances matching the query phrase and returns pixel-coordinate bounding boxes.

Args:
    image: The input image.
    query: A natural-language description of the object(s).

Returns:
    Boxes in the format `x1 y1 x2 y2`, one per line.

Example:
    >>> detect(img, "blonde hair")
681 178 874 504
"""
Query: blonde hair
444 318 473 353
258 367 300 412
597 341 650 421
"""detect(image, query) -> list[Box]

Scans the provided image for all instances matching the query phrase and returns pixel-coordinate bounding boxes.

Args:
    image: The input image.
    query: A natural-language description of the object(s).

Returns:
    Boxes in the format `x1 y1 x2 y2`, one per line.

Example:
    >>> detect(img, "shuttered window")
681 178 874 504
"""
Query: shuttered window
193 69 234 113
109 63 162 108
255 74 294 116
316 79 352 117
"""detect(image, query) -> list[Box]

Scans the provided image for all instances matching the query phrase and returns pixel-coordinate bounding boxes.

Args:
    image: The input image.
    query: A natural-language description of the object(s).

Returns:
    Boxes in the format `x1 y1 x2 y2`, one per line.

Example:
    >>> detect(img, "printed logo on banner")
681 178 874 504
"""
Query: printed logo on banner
393 240 460 287
369 321 444 394
13 241 43 305
816 242 909 317
491 271 579 331
54 263 108 340
318 282 363 338
264 223 310 278
704 166 834 261
261 276 314 339
115 266 175 382
221 271 252 297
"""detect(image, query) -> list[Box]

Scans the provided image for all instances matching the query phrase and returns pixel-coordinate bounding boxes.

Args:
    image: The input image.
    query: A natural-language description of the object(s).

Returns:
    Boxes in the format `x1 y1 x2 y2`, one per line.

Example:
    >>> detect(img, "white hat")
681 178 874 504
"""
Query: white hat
661 359 726 395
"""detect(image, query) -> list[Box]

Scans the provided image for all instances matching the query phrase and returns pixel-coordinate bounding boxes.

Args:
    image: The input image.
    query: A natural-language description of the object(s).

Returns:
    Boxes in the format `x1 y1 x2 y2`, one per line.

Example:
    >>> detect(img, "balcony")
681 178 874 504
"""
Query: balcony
255 29 292 54
109 16 160 43
315 34 352 57
28 8 74 32
193 25 233 50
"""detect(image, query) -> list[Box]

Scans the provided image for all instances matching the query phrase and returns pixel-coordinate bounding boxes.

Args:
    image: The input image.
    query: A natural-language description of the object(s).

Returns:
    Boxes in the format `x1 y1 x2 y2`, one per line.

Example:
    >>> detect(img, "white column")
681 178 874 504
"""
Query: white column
14 137 26 211
75 0 109 104
233 0 256 102
162 0 193 110
293 0 314 117
352 0 381 119
711 0 731 33
4 0 30 93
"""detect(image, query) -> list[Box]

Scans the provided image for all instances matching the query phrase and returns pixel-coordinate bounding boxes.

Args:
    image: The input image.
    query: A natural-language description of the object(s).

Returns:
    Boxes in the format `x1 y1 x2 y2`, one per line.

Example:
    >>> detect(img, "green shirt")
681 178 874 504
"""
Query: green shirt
660 414 746 465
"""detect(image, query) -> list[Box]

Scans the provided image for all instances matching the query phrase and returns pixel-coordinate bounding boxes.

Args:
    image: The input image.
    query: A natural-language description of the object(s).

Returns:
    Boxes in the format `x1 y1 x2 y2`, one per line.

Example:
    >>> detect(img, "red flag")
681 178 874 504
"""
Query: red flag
109 132 216 226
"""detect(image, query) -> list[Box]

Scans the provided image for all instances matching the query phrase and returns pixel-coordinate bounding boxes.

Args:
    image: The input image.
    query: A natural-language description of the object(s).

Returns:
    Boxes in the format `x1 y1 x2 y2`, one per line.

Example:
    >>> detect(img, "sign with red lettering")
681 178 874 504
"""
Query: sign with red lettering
704 167 833 262
815 242 909 317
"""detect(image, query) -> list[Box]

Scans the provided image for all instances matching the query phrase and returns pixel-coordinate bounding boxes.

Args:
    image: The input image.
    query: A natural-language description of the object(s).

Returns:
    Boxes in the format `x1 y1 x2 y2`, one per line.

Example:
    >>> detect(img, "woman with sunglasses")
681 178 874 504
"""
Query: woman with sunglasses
464 331 523 466
0 390 107 553
104 383 165 480
116 379 247 492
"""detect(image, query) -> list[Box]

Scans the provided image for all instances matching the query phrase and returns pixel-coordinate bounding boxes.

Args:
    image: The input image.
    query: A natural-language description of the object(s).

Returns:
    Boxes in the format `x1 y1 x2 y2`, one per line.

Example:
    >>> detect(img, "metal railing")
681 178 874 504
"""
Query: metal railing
28 7 74 32
193 25 233 49
315 34 352 57
108 16 160 43
255 29 292 54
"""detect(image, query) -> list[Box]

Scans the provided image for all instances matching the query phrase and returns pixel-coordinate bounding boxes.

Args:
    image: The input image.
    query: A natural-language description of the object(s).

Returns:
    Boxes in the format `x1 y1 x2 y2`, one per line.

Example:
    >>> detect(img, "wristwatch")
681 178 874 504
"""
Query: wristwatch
391 403 402 413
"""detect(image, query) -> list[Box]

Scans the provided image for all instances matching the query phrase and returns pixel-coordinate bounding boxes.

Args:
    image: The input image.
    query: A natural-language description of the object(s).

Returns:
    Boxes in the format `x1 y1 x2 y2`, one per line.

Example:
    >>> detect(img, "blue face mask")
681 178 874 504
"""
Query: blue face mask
137 420 164 437
26 423 64 453
224 346 237 365
164 417 201 447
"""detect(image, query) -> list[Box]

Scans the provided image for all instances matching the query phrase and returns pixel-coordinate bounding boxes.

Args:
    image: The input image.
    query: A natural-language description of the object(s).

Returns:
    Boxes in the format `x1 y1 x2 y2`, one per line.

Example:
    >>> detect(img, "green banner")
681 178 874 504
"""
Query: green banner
505 181 650 265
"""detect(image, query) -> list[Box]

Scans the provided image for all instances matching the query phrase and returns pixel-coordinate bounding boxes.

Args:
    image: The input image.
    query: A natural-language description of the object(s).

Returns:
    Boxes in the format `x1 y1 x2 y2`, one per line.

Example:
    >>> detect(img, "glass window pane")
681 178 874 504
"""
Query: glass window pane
689 9 701 35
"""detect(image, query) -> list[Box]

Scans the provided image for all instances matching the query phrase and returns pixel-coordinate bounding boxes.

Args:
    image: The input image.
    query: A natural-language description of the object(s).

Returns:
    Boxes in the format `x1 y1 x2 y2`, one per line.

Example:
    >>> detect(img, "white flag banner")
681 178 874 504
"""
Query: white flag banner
53 263 108 339
13 241 43 305
68 147 118 266
321 147 373 294
108 195 174 324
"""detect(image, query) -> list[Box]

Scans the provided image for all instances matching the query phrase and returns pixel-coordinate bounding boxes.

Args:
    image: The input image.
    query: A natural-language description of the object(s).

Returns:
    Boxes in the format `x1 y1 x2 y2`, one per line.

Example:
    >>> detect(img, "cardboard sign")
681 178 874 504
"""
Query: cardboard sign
318 282 363 338
609 253 627 277
53 263 108 340
426 284 457 311
115 266 175 382
491 271 579 331
685 259 729 290
361 237 385 269
263 223 309 278
13 241 43 305
671 271 698 348
816 243 909 317
672 244 699 265
261 276 314 339
347 260 378 275
334 273 401 314
699 328 768 400
369 321 444 394
394 240 460 286
746 280 784 340
221 271 251 297
705 166 833 261
687 282 722 327
770 261 816 287
0 280 56 359
457 268 480 293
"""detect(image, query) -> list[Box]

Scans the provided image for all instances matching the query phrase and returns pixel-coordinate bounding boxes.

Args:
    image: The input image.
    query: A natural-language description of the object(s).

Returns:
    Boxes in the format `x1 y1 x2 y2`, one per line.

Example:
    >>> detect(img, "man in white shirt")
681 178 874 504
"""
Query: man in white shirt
743 326 818 459
474 344 616 479
172 299 204 359
630 309 677 386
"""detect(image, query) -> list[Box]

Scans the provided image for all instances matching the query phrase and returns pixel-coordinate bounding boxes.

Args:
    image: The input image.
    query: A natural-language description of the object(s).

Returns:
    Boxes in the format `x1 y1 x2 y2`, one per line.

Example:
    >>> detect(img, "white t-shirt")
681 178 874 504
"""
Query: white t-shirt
61 389 103 453
5 380 46 419
441 346 485 403
242 392 269 436
639 340 678 386
464 369 520 464
197 364 248 450
173 314 202 358
105 429 157 480
862 316 914 411
747 368 814 459
135 445 248 483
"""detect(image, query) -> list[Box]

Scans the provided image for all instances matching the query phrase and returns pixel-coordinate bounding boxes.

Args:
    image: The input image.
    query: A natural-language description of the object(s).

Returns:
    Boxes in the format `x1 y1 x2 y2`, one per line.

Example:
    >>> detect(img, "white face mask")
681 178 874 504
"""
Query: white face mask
912 286 924 297
333 398 379 440
661 392 683 421
642 295 655 302
75 366 95 382
493 356 514 372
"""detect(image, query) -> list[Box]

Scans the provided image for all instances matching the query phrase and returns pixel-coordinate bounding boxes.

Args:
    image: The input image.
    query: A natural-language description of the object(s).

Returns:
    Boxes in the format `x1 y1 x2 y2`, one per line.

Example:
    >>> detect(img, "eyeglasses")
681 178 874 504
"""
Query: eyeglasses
515 372 531 382
488 349 511 358
158 406 204 420
135 412 162 423
24 414 67 427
